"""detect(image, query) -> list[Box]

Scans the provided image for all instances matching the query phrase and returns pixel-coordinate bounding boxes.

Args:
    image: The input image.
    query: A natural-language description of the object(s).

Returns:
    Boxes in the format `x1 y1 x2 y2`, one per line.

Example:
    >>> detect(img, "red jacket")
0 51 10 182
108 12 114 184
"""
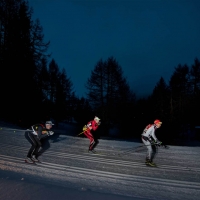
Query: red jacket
87 120 99 131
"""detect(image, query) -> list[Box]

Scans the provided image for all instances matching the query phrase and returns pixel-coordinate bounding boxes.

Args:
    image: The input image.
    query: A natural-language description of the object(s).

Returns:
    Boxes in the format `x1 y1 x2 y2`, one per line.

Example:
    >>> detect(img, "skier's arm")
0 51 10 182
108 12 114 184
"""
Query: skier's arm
145 126 158 142
151 130 158 142
38 126 49 139
151 127 162 144
91 120 99 131
37 126 43 139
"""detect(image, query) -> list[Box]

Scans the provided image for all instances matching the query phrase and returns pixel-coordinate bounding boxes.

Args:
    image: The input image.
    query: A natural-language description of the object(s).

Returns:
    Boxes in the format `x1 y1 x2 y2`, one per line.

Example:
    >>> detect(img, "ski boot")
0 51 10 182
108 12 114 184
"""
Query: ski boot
145 159 157 167
88 149 97 154
31 155 41 162
25 157 35 164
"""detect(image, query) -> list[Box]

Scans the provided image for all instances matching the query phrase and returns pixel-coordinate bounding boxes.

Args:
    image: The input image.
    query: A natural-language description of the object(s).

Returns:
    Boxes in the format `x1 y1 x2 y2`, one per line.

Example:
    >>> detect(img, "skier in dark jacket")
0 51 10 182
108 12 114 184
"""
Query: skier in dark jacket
141 119 162 166
25 121 54 163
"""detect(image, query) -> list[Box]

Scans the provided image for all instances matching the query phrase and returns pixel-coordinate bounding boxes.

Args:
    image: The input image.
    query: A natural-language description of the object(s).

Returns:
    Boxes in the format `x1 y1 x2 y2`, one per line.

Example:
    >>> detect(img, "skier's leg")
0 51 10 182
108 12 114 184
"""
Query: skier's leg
84 130 94 150
25 131 34 145
26 132 37 158
32 135 42 158
151 144 158 162
142 138 152 162
91 133 99 150
37 138 50 157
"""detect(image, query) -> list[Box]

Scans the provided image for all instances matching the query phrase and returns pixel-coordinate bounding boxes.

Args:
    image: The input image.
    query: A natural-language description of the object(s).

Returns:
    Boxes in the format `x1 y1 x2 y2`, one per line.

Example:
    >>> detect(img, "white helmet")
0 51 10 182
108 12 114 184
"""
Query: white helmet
94 116 100 122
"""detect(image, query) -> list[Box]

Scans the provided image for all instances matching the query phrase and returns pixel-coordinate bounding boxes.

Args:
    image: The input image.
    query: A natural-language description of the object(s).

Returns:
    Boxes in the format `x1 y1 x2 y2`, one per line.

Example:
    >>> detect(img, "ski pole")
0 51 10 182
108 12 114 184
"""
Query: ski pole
161 144 170 149
118 142 162 156
76 131 85 137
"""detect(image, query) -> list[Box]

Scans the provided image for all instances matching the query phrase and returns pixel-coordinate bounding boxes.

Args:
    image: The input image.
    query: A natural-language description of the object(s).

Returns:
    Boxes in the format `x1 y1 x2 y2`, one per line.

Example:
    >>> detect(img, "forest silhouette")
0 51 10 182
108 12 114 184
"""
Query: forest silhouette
1 0 200 144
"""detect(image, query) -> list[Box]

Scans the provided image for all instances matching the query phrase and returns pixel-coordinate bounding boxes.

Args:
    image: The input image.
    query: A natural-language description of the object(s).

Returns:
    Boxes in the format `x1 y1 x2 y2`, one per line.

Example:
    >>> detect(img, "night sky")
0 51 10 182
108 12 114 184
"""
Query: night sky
28 0 200 98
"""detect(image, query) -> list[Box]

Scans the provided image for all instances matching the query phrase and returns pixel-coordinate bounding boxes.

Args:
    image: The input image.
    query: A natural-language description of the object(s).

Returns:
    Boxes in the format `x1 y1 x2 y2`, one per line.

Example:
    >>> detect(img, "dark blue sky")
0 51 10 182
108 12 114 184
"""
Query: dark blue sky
28 0 200 98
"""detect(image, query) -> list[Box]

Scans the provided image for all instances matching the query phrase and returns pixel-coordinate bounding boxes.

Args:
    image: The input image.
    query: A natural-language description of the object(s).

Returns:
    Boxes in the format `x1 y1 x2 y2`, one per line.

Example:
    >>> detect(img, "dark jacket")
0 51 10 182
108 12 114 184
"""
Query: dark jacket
31 124 50 140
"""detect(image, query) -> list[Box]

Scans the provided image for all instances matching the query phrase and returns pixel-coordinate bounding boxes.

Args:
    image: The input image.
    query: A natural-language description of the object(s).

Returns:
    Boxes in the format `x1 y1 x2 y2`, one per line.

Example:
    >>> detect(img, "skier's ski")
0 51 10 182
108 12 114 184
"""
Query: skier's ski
24 159 36 165
87 150 102 155
145 162 158 167
118 143 169 157
86 149 113 155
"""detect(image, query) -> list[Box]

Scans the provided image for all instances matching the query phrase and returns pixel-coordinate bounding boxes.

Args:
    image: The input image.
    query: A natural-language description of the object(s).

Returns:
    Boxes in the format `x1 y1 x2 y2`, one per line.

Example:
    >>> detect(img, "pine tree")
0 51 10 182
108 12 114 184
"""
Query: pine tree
168 64 191 138
189 58 200 125
0 0 49 125
150 77 170 120
86 56 136 136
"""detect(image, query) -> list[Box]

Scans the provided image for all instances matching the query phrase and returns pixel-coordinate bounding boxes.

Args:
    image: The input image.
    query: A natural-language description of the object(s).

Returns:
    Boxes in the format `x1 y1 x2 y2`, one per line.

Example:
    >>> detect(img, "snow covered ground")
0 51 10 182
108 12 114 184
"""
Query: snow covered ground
0 124 200 200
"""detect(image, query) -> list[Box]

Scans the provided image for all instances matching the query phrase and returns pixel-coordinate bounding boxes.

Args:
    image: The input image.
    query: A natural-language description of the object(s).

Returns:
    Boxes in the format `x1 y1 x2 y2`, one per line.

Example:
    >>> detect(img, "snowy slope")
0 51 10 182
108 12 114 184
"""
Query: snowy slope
0 126 200 200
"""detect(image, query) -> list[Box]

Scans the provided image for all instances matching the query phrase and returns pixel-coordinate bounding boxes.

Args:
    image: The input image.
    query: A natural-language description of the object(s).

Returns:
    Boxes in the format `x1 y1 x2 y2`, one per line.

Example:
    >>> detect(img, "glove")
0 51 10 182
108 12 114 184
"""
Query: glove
148 138 154 145
48 131 54 136
150 140 155 145
42 131 48 135
82 125 87 131
156 140 162 146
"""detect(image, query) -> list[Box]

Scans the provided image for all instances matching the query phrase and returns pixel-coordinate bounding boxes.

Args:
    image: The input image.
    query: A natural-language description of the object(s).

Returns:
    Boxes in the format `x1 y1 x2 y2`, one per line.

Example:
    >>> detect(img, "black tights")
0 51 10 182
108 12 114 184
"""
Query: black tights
25 131 41 158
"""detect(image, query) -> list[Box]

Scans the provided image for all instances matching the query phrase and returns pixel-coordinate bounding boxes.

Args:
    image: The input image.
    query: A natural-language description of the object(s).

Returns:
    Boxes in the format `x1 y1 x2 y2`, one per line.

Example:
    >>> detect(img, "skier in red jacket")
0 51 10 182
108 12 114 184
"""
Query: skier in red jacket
83 116 101 153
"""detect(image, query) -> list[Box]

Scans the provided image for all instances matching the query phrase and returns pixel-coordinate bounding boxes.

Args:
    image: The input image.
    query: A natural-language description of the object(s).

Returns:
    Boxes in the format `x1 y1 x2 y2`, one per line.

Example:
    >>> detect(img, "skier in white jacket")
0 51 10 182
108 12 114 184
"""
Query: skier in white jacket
141 119 162 166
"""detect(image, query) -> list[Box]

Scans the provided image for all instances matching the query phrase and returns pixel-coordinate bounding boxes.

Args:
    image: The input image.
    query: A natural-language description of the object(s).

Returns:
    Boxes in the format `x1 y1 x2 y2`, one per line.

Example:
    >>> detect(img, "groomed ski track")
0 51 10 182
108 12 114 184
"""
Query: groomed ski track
0 127 200 200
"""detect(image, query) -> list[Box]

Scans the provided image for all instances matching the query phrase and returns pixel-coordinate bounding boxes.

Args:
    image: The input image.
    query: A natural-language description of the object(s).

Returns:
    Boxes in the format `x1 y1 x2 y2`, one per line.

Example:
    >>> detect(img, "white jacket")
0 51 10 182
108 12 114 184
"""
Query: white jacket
141 125 158 141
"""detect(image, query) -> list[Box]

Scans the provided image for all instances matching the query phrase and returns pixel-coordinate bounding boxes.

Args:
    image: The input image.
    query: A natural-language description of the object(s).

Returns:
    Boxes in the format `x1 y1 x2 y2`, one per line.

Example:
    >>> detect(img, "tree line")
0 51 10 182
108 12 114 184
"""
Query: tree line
0 0 199 142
